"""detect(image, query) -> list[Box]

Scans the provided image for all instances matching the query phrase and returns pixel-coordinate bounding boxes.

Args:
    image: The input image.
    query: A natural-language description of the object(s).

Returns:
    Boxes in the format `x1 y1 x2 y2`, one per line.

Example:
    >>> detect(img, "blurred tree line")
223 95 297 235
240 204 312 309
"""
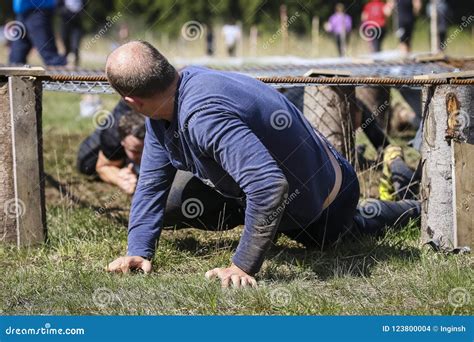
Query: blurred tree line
1 0 473 36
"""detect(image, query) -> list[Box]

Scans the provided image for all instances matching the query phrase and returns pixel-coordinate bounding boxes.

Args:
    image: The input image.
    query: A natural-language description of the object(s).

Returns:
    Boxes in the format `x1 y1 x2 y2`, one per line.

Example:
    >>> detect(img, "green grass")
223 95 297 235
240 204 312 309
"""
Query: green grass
1 89 473 316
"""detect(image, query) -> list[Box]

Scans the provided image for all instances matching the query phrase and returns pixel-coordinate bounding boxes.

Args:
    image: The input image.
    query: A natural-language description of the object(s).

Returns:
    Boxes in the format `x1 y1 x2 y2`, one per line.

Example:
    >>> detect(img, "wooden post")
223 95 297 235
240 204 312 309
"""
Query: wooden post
250 25 258 57
341 25 347 57
280 4 289 55
303 86 356 164
237 21 244 58
311 16 320 57
453 142 474 247
0 67 46 247
421 84 474 250
430 0 439 54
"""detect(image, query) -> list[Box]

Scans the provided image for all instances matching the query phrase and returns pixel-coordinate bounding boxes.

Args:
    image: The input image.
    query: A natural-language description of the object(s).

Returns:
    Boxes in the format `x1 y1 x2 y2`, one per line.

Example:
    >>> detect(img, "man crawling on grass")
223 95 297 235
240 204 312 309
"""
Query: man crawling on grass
105 40 420 288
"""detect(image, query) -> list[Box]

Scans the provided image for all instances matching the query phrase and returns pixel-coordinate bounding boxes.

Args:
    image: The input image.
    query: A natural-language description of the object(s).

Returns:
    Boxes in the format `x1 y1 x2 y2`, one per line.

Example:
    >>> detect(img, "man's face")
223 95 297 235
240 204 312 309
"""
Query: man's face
121 135 144 164
124 97 163 120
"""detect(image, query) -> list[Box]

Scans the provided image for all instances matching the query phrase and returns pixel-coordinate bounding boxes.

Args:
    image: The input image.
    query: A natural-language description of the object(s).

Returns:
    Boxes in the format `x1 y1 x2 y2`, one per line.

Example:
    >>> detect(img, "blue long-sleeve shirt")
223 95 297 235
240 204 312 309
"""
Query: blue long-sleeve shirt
128 66 341 274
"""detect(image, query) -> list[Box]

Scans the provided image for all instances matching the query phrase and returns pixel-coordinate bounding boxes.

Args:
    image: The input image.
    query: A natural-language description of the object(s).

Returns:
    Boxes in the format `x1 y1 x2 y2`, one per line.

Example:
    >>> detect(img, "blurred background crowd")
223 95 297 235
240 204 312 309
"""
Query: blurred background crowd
0 0 472 67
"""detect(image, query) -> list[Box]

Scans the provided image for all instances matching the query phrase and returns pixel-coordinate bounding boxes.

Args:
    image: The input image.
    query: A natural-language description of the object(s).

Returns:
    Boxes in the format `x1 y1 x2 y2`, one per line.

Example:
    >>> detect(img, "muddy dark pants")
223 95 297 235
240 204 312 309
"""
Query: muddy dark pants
280 156 360 248
390 158 421 200
282 164 420 248
163 171 244 231
166 164 421 249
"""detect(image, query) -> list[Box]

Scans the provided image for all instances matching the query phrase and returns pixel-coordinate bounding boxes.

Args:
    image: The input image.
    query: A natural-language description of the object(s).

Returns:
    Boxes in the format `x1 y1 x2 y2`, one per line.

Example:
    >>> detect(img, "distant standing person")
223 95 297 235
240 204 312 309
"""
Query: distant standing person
427 0 450 51
387 0 422 54
59 0 84 66
221 20 241 57
361 0 391 52
9 0 67 65
111 23 130 50
206 24 214 56
325 3 352 57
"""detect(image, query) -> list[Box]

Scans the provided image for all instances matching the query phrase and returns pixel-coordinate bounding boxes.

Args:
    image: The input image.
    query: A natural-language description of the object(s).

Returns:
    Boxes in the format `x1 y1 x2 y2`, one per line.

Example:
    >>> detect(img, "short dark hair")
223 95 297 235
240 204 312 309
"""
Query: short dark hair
106 40 177 98
118 110 146 141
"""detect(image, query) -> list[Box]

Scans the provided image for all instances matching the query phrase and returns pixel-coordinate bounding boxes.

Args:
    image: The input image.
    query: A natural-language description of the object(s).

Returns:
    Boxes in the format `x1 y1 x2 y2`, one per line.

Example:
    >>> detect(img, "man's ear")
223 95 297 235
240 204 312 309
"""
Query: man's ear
124 96 142 110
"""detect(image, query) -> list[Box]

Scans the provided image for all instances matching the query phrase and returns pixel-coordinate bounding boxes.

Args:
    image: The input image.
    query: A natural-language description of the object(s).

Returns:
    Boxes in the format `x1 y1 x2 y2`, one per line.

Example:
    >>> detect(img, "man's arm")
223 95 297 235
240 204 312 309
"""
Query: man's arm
108 120 176 273
95 151 136 194
188 111 289 278
413 0 422 16
384 0 395 16
361 6 368 22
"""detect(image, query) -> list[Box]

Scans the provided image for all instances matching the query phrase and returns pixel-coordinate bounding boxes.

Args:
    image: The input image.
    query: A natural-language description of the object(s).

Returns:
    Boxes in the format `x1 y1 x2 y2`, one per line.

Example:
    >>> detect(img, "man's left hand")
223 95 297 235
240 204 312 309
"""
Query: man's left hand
205 264 257 288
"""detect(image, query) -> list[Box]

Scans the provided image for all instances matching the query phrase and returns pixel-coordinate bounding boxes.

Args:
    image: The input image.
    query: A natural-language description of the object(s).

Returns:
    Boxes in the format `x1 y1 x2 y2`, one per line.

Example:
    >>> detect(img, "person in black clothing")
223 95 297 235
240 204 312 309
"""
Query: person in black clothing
9 0 67 66
205 23 214 56
386 0 421 54
58 0 84 66
77 101 144 193
427 0 451 51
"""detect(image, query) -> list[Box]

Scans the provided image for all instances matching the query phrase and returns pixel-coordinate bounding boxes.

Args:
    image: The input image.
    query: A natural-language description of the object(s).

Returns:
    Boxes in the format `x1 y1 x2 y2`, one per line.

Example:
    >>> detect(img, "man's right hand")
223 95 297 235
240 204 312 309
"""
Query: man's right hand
117 164 137 194
106 256 152 274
